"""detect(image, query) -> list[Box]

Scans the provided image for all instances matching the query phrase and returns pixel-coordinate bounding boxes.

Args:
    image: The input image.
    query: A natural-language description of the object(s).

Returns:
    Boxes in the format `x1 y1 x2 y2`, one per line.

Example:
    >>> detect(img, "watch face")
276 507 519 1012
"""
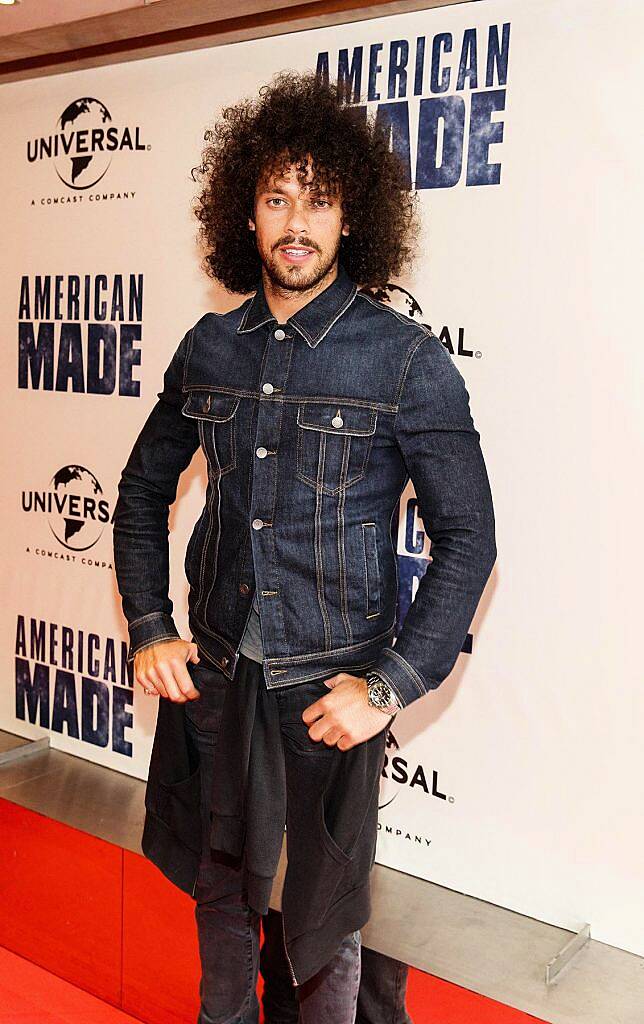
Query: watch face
368 679 393 707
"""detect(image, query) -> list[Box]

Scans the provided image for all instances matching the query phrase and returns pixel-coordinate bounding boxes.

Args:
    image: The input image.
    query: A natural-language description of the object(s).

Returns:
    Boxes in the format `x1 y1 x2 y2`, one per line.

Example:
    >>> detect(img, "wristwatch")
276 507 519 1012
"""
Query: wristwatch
365 671 400 715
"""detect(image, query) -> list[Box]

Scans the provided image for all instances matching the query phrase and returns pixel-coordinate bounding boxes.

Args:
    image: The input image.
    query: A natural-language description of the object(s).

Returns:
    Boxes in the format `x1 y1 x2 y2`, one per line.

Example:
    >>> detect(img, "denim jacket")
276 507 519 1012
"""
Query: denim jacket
113 262 496 710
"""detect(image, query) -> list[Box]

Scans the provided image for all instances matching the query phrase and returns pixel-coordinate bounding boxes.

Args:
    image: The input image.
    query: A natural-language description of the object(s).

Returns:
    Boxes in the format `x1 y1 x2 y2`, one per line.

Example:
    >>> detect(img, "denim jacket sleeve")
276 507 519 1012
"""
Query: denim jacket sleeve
368 330 497 709
112 325 200 663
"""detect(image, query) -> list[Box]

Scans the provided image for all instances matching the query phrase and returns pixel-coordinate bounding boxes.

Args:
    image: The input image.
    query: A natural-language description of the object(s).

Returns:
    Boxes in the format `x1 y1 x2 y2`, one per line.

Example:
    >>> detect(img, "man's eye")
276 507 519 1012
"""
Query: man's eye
266 198 330 208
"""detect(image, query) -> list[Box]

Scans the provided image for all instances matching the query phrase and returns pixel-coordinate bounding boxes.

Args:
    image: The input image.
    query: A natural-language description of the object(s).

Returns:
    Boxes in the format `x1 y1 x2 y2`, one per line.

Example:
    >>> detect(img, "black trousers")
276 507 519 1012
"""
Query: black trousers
261 908 413 1024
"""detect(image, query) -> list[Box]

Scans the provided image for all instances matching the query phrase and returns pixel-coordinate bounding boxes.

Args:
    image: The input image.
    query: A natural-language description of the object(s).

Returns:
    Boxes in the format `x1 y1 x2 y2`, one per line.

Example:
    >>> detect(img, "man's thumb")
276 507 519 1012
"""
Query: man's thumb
188 643 200 664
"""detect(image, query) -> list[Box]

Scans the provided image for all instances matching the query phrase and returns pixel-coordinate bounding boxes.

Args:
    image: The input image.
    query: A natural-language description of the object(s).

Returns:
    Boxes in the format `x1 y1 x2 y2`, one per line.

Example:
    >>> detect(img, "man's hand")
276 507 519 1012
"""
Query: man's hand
301 672 395 751
133 639 201 702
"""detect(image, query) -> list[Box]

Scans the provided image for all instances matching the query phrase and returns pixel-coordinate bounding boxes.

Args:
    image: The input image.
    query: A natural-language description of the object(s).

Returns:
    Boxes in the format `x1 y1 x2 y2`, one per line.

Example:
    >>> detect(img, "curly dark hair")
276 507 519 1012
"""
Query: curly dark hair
190 69 419 294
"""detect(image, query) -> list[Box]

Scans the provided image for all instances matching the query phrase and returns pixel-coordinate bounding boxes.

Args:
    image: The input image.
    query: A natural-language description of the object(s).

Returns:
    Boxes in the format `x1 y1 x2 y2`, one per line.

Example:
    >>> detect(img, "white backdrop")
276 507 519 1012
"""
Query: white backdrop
1 0 642 957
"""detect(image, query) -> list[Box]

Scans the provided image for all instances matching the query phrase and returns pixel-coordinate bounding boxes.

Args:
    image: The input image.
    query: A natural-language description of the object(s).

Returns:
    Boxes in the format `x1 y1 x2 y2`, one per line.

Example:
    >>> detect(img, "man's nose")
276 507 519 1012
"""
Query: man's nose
284 204 310 236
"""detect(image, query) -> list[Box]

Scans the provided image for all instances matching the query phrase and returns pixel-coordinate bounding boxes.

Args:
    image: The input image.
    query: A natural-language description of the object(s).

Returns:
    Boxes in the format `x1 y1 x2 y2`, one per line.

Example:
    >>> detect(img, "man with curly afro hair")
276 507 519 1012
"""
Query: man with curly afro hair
114 69 496 1024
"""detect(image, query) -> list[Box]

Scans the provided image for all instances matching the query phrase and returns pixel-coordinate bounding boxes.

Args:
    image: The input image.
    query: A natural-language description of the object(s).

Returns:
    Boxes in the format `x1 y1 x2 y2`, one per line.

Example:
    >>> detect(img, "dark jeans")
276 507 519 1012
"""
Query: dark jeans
184 658 413 1024
261 908 413 1024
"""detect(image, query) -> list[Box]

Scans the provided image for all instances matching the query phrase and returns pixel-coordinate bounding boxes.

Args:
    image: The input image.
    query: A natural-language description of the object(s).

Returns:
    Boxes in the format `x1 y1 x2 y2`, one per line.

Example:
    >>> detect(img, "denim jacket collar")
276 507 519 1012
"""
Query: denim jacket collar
236 260 359 348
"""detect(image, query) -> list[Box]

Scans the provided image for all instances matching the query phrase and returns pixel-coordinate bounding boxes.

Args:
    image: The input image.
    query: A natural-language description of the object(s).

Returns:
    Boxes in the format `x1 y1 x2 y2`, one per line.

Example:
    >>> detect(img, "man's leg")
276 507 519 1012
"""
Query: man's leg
259 909 299 1024
356 947 413 1024
194 886 261 1024
274 677 388 1024
261 910 362 1024
296 928 362 1024
261 908 413 1024
186 662 261 1024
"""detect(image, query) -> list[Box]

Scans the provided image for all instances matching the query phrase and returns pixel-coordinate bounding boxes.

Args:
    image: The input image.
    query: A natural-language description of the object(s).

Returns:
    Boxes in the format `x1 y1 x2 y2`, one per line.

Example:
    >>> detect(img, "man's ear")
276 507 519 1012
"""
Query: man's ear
248 217 256 232
342 222 350 237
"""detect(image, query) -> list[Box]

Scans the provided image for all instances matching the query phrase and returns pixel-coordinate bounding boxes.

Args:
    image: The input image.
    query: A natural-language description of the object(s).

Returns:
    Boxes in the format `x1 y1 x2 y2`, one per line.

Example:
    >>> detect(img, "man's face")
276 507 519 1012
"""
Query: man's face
248 156 350 291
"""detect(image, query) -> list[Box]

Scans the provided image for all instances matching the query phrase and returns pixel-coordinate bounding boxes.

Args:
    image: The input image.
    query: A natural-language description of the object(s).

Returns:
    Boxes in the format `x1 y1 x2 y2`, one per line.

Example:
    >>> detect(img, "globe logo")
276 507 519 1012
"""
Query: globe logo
47 465 108 551
359 282 424 321
53 98 113 190
27 97 147 187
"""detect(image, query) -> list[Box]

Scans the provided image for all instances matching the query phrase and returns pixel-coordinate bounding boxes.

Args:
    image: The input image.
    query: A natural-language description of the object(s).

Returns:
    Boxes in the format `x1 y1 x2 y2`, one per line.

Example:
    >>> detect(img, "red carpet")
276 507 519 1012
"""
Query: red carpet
0 946 140 1024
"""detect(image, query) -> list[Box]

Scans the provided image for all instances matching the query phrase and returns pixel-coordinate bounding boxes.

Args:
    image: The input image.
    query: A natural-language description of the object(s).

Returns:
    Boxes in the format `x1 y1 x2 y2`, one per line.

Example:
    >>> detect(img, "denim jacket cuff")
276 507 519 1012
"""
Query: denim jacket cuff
126 612 181 663
368 646 431 710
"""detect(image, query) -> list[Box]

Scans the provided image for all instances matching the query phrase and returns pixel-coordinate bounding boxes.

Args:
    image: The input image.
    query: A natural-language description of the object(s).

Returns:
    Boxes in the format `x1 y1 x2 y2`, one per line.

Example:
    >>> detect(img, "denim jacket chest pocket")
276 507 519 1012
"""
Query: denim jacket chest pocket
181 390 240 475
295 401 378 496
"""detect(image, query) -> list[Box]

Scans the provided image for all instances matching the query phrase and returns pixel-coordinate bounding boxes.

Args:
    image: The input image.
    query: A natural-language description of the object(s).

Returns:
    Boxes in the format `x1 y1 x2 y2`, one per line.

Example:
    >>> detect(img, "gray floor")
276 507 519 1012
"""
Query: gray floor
1 729 642 1024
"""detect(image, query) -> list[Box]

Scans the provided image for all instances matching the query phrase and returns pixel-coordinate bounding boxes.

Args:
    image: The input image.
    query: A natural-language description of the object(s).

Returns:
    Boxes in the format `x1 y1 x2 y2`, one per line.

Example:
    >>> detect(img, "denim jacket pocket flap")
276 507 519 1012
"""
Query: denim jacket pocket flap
181 390 240 421
297 402 377 436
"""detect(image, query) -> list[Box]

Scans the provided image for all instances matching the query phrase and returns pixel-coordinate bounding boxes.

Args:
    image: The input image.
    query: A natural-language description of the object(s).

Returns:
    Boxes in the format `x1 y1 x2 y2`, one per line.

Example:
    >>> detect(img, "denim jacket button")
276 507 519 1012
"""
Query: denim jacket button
252 518 264 530
274 328 286 341
256 447 268 458
262 383 274 394
239 582 250 595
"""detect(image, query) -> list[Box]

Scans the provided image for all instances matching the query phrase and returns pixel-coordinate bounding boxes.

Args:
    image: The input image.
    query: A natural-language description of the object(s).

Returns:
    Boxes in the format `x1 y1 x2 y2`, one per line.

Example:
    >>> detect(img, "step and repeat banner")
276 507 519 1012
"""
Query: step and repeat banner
1 0 641 956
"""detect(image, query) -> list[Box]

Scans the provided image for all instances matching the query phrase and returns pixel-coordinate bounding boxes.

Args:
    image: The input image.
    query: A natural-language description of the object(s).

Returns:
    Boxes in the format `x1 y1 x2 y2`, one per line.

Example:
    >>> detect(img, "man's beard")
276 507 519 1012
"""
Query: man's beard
262 237 341 294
